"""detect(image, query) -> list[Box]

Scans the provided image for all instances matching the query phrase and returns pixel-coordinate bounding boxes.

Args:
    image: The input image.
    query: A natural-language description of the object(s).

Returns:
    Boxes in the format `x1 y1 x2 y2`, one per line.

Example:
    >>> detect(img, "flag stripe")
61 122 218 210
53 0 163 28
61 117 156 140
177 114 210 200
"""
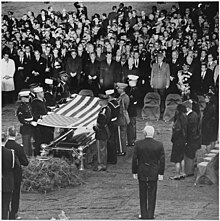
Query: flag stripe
38 94 101 129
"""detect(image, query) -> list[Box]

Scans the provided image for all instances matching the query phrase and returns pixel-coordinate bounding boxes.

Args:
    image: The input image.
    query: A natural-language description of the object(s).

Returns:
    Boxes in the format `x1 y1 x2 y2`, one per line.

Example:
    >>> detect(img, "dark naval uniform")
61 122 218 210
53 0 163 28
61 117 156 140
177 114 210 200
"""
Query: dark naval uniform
5 139 29 219
107 98 120 164
16 102 35 156
126 86 138 146
93 104 111 171
44 90 56 108
31 98 51 155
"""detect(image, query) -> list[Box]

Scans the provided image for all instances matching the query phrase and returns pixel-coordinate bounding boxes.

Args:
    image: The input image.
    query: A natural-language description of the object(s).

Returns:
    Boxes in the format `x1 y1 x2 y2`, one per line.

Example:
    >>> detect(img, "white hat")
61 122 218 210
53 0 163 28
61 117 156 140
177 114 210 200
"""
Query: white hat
33 87 43 93
19 89 30 97
128 75 139 81
105 89 114 96
143 125 155 138
45 78 53 85
116 82 128 89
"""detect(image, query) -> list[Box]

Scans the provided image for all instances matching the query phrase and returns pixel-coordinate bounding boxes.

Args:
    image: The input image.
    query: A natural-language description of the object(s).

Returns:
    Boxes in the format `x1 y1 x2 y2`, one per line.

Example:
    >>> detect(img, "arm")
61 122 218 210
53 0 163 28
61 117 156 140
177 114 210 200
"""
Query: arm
158 144 165 175
16 144 29 166
132 142 138 175
166 63 170 88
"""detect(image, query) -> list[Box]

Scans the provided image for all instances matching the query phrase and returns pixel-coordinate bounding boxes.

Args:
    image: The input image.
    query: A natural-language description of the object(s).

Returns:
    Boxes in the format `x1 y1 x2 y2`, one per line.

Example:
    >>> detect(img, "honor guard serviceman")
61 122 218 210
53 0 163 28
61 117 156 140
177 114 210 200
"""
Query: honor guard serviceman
16 89 37 156
5 126 29 220
116 82 130 156
55 71 70 103
106 89 120 164
93 94 111 171
126 75 139 147
44 78 56 109
31 86 50 156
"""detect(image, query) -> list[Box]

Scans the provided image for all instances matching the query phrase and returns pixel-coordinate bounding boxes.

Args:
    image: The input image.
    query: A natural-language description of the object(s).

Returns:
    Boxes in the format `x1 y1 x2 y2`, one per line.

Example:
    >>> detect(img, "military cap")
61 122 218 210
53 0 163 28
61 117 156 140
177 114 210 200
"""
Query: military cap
45 78 53 85
33 87 44 93
19 89 30 97
116 82 128 89
105 89 115 96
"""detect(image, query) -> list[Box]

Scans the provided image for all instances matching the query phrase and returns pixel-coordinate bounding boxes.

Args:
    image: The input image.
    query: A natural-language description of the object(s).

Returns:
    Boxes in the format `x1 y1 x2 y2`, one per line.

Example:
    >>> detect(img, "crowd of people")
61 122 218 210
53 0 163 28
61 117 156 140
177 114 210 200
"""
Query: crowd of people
1 2 219 219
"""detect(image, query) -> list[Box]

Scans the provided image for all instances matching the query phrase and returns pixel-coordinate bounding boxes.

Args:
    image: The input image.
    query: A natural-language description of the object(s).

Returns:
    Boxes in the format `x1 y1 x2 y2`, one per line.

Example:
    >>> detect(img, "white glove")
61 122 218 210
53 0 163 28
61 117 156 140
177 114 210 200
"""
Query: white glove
133 174 138 179
30 121 37 126
158 175 163 181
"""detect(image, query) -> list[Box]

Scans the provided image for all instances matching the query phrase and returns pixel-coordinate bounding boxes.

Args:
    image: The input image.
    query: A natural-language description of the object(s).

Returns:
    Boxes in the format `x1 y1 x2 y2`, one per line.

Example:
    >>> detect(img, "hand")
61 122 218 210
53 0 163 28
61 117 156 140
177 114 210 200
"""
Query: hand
45 67 50 72
30 121 37 127
133 174 138 179
170 76 174 81
158 175 163 181
166 85 169 89
142 80 145 84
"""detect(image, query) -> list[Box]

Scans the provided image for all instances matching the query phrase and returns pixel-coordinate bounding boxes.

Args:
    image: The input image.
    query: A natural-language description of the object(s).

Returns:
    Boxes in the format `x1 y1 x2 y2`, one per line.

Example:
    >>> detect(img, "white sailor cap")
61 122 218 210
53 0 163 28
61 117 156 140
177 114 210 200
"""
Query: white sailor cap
19 89 30 97
45 78 53 85
128 75 139 81
33 86 44 93
105 89 114 96
116 82 128 89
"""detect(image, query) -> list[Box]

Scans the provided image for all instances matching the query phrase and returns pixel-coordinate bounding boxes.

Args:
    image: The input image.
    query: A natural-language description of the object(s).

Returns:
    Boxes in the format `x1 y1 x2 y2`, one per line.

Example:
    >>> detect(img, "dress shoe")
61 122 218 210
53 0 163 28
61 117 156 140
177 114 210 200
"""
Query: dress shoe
117 152 126 156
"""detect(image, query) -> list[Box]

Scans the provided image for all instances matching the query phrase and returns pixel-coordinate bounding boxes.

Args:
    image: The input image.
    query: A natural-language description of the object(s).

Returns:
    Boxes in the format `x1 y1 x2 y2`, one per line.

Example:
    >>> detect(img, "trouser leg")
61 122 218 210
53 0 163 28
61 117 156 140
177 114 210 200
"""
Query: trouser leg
107 125 117 163
2 192 12 219
22 134 33 156
127 117 136 146
120 125 127 153
97 139 107 168
139 180 148 219
147 181 157 219
9 183 21 219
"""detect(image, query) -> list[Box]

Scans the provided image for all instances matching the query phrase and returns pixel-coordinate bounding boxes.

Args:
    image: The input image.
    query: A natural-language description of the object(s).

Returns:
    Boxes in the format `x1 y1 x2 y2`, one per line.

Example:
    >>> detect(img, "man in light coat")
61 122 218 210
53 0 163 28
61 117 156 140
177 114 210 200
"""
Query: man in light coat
150 53 170 118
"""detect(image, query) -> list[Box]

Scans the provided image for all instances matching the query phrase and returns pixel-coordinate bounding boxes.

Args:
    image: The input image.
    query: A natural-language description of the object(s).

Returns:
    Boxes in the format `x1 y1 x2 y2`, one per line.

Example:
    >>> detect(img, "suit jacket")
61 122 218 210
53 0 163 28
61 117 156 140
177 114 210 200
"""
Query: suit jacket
30 56 47 84
151 62 170 89
5 139 29 183
132 138 165 181
199 69 214 94
100 59 118 90
2 147 15 192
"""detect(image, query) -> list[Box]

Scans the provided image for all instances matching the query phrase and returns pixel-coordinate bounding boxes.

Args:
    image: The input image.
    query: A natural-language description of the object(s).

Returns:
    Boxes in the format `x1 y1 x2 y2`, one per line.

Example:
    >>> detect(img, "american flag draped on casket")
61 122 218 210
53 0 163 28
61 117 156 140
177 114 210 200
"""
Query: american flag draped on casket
38 94 101 129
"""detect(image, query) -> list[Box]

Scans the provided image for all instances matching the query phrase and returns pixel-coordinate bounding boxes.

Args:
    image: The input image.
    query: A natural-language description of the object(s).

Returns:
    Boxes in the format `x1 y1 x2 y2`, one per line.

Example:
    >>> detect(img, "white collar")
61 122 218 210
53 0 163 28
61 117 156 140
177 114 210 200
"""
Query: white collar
186 110 192 116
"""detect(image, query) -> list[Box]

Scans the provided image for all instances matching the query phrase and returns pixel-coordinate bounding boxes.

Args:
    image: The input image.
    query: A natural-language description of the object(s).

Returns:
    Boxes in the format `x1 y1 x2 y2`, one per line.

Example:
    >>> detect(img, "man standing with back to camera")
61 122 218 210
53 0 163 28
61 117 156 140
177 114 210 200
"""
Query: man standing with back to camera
132 125 165 219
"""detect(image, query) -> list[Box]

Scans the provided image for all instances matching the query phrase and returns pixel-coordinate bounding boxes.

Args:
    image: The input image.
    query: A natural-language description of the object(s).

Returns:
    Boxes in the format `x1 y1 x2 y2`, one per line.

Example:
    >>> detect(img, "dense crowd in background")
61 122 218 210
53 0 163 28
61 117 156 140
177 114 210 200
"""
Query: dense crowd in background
1 2 219 106
1 2 219 219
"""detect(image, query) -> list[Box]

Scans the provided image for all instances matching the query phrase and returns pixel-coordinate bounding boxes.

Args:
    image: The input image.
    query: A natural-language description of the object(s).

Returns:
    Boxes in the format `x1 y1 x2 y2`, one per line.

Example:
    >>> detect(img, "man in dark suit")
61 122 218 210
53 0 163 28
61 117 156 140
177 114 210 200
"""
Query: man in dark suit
2 134 15 220
199 62 214 95
132 125 165 220
5 126 29 219
29 50 47 85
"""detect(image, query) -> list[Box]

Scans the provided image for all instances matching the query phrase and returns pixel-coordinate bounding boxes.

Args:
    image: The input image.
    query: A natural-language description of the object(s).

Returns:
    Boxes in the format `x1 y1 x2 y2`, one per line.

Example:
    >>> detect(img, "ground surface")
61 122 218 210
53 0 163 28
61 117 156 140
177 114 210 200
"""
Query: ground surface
2 103 219 220
1 2 219 220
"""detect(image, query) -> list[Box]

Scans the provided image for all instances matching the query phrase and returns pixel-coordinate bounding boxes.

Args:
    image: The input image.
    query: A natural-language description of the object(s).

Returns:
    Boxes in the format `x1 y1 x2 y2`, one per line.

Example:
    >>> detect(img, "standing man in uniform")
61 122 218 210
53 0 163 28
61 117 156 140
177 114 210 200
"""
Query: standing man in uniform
116 82 130 156
126 75 139 147
2 137 15 220
31 86 50 156
106 89 120 164
16 89 37 156
93 94 111 171
132 125 165 220
5 126 29 220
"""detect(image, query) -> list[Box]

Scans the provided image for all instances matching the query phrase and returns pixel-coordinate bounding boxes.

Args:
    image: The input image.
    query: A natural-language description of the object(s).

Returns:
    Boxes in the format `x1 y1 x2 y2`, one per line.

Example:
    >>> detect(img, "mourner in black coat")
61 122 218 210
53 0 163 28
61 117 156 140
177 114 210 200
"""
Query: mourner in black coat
201 94 218 147
5 126 29 219
184 100 201 176
2 146 15 220
132 125 165 220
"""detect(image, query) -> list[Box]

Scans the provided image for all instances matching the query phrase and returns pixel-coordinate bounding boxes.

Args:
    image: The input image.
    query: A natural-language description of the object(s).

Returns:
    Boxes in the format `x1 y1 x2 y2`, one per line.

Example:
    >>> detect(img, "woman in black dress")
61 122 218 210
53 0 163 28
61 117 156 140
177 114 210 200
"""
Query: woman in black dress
201 93 218 151
170 104 188 180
